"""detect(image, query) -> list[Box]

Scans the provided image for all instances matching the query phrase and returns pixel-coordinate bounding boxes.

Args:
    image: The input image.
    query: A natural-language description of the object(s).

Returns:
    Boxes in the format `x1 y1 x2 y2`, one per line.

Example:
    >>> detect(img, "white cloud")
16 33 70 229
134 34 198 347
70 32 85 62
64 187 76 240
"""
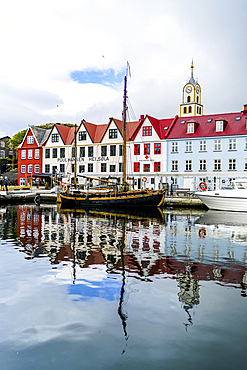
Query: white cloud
0 0 246 136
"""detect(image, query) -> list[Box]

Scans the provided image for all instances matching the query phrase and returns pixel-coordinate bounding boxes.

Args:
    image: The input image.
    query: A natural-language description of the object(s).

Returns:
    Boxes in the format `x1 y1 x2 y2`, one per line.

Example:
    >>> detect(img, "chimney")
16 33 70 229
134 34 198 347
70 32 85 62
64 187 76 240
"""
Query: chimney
140 115 145 121
243 104 247 114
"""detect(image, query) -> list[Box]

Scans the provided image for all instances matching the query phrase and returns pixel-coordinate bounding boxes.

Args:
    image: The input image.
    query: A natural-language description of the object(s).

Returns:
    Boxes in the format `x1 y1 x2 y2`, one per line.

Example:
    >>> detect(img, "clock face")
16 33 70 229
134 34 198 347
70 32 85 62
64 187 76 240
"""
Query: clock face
196 86 200 94
186 86 192 93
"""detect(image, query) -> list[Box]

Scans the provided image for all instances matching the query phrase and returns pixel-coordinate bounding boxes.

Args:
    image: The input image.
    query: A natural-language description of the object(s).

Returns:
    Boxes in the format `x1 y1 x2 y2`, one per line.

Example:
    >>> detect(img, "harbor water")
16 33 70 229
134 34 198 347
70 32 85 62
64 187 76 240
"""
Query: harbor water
0 204 247 370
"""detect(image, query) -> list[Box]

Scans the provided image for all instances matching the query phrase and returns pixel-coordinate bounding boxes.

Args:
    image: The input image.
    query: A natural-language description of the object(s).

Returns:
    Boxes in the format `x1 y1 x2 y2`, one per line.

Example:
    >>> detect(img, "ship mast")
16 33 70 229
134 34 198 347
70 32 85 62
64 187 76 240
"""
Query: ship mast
122 72 127 185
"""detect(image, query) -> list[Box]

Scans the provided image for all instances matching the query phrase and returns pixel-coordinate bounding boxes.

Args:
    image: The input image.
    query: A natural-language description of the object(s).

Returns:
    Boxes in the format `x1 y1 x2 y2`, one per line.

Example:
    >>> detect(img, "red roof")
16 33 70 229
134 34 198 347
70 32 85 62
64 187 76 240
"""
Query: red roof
130 115 178 141
167 111 247 139
82 121 108 143
56 124 75 145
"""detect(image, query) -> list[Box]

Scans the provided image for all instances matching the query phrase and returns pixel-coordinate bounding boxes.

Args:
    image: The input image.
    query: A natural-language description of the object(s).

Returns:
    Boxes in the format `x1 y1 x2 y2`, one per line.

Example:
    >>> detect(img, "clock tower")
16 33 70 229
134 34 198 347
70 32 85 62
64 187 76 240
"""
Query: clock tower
180 60 203 117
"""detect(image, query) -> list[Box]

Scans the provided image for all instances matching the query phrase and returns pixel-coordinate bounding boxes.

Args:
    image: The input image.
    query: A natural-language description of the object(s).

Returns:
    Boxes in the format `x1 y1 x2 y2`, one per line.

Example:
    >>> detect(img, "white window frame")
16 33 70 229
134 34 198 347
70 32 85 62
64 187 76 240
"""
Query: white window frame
228 159 236 171
214 159 221 171
28 149 32 159
171 160 178 171
27 136 34 144
171 141 178 153
229 139 236 151
185 159 192 171
21 150 26 159
185 141 192 152
199 140 207 152
216 120 223 132
199 159 207 171
28 164 33 173
187 122 194 134
35 149 39 159
34 165 39 173
214 139 221 151
1 141 5 147
21 165 26 173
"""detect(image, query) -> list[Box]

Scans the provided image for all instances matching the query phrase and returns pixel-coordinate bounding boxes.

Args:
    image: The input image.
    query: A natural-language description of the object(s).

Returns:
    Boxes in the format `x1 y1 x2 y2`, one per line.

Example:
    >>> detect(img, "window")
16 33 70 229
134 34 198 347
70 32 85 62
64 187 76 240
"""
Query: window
21 165 26 173
228 159 236 170
45 149 50 158
214 159 221 171
27 136 34 144
110 145 116 156
28 149 32 159
110 165 116 172
119 163 123 172
72 147 75 157
60 164 65 173
187 122 194 133
60 148 65 158
52 166 57 174
88 163 93 172
28 164 33 173
183 107 187 114
154 162 161 172
101 163 106 172
134 144 140 155
154 143 161 154
79 131 87 141
185 160 192 171
21 150 26 159
109 129 117 139
0 150 4 158
51 134 59 142
229 139 236 151
199 140 207 151
185 141 192 152
187 96 191 102
34 149 39 159
119 145 123 156
134 162 140 172
171 142 178 153
20 178 25 186
53 148 57 158
101 146 107 156
45 164 50 173
207 118 212 123
34 165 39 173
214 139 221 151
80 147 85 157
199 160 207 171
236 116 241 121
79 165 85 173
143 164 150 172
142 126 152 136
245 159 247 171
144 143 150 155
171 160 178 171
188 106 192 113
1 141 5 147
71 164 75 173
88 146 93 157
216 120 223 132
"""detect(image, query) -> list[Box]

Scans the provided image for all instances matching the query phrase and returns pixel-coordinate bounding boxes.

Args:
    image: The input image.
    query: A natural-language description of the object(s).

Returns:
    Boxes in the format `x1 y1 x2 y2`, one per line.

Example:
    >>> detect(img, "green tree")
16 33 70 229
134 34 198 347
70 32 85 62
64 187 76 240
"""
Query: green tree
8 129 27 150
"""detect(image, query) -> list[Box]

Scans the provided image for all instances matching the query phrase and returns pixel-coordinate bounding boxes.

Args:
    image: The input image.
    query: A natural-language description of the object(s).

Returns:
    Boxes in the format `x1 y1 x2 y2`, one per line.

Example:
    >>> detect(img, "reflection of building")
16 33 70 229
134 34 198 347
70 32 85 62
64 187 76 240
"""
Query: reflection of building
14 206 247 297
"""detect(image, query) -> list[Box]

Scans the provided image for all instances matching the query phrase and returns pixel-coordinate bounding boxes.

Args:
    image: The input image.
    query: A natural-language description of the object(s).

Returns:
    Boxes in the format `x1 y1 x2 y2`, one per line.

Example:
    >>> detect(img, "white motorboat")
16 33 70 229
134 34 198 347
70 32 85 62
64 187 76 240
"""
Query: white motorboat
195 178 247 212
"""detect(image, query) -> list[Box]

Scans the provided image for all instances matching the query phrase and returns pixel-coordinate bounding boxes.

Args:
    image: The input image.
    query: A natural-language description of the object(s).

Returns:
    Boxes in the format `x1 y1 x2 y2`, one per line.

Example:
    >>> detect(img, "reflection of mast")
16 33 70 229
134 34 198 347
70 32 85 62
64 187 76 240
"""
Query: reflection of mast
118 219 128 350
71 215 77 284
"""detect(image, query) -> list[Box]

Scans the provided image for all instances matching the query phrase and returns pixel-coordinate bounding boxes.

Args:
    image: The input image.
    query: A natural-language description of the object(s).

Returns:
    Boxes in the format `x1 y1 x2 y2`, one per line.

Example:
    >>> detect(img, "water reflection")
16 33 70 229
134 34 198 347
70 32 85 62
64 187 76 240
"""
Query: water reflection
1 205 247 329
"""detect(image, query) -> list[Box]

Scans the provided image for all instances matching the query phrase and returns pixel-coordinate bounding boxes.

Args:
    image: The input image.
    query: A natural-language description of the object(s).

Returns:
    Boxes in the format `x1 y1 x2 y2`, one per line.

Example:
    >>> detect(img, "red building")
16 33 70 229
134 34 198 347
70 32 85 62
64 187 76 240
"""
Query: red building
18 126 51 186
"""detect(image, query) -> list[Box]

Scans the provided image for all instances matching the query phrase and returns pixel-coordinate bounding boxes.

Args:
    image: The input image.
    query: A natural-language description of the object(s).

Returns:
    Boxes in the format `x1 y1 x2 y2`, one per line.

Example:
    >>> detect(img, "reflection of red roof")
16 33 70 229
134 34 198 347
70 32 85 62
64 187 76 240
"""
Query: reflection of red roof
168 111 247 139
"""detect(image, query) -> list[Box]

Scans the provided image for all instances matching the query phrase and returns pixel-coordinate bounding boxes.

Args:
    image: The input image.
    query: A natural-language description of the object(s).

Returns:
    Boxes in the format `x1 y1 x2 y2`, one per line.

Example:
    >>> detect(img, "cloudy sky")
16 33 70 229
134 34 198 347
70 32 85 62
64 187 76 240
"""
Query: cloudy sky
0 0 246 137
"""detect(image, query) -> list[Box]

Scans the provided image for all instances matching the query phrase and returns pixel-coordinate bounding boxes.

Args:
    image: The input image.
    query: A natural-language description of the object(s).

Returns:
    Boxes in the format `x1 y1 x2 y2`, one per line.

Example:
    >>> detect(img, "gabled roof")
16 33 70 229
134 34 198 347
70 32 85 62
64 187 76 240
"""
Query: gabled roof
80 120 108 143
31 126 51 146
167 111 247 139
55 124 75 145
130 114 178 141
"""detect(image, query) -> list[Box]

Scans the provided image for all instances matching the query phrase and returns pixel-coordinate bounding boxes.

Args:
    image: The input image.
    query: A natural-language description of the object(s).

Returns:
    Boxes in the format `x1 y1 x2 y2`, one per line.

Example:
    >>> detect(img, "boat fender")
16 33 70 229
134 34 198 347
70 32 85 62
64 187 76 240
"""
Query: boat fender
142 177 147 183
199 228 206 238
62 185 68 193
199 182 207 191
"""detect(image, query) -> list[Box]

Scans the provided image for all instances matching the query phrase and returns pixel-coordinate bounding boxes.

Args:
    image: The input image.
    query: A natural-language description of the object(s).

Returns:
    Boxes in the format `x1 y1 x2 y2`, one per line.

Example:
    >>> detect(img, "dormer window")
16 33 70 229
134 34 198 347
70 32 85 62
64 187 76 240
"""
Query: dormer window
187 122 194 133
79 131 87 140
236 116 241 121
142 126 152 136
216 120 223 132
27 136 34 144
215 119 227 132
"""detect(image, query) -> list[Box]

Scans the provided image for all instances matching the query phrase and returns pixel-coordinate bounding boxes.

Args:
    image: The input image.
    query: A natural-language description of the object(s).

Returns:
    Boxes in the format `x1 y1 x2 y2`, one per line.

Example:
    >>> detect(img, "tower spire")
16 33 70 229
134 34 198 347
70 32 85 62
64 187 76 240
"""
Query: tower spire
189 59 195 85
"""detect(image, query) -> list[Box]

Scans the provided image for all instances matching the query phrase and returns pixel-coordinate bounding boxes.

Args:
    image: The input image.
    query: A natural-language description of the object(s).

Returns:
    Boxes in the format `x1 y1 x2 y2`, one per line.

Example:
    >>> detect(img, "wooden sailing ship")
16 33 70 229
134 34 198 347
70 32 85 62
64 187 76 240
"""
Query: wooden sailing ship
57 65 165 209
